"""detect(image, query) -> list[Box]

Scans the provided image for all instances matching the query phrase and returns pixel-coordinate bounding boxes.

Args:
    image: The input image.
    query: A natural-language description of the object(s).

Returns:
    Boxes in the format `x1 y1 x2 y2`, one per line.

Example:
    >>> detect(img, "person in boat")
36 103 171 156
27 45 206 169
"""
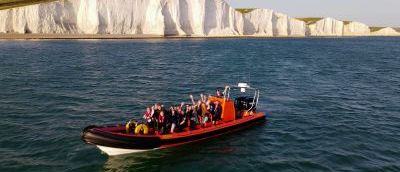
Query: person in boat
152 104 160 129
177 106 187 131
180 102 188 128
200 93 207 103
180 102 185 110
153 103 166 132
186 105 197 129
158 110 166 134
193 100 202 126
198 94 211 127
170 106 178 134
212 101 222 125
201 100 210 127
216 89 224 97
207 100 215 119
190 94 202 125
143 107 154 127
188 104 199 127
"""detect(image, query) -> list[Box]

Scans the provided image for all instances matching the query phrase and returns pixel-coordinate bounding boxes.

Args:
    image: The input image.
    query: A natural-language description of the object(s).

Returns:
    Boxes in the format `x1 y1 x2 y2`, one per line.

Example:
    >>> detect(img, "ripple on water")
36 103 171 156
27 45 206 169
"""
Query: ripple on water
0 38 400 171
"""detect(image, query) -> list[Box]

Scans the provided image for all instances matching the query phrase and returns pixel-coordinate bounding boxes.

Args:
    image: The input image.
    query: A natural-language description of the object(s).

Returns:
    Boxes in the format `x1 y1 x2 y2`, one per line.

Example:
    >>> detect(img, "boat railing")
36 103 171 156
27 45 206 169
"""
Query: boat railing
223 83 260 112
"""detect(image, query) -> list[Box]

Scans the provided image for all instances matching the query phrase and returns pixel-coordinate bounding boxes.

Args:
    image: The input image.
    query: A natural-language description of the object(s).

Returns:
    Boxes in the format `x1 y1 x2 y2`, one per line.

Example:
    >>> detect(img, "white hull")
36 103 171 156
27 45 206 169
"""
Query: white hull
96 145 158 156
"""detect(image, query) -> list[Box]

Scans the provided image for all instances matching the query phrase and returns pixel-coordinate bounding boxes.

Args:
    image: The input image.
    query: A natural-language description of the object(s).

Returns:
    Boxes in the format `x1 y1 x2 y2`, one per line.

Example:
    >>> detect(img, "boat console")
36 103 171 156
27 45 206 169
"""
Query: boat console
223 83 260 118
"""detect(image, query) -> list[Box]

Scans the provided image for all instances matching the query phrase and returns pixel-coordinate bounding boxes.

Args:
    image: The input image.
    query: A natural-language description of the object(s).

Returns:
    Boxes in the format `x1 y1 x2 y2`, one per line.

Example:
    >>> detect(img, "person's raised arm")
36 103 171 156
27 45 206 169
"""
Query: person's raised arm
200 93 205 102
151 106 155 117
190 95 195 105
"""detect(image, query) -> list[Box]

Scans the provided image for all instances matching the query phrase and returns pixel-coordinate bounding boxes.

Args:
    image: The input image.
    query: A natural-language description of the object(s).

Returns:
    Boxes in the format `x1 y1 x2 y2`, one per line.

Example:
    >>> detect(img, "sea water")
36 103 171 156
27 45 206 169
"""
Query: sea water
0 37 399 171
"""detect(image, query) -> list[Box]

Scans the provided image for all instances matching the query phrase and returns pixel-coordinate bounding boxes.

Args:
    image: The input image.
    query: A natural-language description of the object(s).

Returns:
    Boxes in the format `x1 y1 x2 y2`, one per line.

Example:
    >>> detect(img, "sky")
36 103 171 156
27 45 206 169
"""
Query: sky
225 0 400 27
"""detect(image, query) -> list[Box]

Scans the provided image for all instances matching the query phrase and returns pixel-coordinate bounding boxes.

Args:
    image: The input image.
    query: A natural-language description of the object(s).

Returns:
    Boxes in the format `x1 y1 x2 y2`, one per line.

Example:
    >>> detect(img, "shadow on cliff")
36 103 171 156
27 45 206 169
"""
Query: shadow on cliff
204 0 217 35
162 2 179 36
179 0 193 35
162 0 195 36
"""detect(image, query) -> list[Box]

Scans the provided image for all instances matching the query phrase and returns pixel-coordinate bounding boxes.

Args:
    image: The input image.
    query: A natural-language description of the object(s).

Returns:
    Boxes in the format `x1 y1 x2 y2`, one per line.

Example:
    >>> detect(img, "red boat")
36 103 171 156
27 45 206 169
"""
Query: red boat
81 83 266 156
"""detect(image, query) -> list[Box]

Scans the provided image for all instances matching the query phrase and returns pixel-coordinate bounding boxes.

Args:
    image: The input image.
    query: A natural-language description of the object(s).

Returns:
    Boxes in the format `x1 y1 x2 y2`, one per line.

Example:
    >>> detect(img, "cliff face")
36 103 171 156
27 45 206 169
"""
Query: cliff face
371 27 400 36
307 17 343 36
0 0 165 34
162 0 243 36
0 1 78 34
234 9 306 37
80 0 165 34
0 0 245 36
0 0 398 37
288 17 306 37
243 9 274 36
343 22 370 36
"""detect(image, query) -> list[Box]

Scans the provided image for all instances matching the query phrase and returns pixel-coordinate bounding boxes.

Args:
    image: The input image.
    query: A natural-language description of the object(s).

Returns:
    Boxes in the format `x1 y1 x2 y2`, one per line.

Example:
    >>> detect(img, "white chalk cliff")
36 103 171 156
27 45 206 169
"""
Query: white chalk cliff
343 21 370 36
370 27 400 36
162 0 243 36
242 9 306 37
0 0 244 35
0 0 399 37
0 0 165 34
243 9 274 36
307 17 343 36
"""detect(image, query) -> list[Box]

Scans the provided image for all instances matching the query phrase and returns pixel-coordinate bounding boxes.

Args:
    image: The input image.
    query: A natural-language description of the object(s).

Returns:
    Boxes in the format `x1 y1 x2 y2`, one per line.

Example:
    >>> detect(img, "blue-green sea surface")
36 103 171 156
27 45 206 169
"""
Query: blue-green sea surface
0 37 399 172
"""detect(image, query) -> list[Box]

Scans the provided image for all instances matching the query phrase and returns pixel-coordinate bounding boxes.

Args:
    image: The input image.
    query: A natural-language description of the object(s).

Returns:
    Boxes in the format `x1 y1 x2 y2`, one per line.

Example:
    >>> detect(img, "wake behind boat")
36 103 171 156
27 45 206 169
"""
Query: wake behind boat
81 83 266 156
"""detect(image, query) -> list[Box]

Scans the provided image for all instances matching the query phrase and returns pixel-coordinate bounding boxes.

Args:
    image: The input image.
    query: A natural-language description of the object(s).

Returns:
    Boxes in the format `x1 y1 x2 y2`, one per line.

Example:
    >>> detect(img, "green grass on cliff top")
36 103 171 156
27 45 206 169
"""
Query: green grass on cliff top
298 18 356 26
343 21 352 25
0 0 56 10
296 18 323 25
369 27 384 32
235 8 255 14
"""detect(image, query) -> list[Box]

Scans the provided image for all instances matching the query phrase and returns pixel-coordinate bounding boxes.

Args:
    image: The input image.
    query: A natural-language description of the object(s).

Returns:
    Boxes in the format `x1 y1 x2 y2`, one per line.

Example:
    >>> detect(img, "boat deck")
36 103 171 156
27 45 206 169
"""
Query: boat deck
160 112 265 139
95 112 265 139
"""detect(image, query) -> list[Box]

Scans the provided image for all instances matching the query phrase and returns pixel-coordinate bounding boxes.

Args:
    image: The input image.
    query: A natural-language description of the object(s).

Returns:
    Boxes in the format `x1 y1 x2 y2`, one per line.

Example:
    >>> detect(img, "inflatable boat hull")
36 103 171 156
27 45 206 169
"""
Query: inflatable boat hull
96 145 157 156
81 113 266 156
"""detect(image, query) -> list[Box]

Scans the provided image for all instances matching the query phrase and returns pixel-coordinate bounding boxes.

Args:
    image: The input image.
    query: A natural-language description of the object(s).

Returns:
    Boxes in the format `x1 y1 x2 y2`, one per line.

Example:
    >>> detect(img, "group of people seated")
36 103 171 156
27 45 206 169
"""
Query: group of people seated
142 90 224 135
